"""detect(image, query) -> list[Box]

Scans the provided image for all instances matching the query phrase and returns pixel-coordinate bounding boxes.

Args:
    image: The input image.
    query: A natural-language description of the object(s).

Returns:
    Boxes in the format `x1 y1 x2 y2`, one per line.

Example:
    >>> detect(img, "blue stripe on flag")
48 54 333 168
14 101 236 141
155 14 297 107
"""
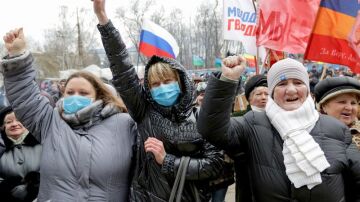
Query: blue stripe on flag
320 0 360 17
140 30 175 58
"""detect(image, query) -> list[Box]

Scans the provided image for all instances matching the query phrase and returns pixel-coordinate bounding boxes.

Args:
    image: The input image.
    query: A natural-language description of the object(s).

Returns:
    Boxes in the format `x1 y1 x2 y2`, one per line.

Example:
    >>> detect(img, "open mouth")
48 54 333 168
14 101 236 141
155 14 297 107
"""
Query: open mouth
340 112 352 118
286 97 299 102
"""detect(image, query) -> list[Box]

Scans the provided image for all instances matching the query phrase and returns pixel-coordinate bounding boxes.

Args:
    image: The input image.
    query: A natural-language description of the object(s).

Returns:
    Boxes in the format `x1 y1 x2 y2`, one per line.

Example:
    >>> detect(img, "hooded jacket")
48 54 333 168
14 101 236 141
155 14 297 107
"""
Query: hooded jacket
98 20 224 201
0 51 137 202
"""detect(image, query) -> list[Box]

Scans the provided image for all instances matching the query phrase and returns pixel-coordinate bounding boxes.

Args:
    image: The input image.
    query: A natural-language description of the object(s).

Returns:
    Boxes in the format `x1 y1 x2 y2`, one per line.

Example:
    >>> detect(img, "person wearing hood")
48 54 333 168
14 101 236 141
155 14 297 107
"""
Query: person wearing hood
0 106 41 202
0 28 137 201
93 0 225 201
244 74 268 112
197 56 360 202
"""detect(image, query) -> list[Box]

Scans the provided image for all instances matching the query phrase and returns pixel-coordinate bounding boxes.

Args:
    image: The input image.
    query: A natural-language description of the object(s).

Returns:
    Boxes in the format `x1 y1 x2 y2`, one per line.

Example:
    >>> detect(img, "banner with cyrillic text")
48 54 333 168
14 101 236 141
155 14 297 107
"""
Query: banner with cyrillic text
223 0 261 56
256 0 321 54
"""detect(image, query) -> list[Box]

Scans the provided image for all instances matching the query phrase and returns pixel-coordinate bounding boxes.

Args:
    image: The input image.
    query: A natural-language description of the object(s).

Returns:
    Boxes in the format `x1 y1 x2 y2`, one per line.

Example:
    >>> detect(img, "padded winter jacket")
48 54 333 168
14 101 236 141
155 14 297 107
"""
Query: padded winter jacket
197 76 360 202
1 52 137 202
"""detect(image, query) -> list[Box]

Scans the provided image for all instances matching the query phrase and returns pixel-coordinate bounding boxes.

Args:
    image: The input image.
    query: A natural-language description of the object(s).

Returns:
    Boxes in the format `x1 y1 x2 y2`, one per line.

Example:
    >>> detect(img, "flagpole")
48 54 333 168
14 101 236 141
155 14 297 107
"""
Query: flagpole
252 0 260 75
136 50 140 74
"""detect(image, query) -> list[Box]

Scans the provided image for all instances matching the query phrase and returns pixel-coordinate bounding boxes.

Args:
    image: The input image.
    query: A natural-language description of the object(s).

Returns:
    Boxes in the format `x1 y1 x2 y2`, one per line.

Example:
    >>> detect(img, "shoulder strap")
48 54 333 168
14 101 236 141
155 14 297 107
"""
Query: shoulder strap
168 156 191 202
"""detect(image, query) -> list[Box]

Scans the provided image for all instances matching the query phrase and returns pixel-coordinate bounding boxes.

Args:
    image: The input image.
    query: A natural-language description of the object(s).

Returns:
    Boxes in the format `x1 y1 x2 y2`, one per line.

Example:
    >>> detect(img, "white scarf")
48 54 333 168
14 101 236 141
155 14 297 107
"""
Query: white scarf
265 96 330 189
8 130 29 145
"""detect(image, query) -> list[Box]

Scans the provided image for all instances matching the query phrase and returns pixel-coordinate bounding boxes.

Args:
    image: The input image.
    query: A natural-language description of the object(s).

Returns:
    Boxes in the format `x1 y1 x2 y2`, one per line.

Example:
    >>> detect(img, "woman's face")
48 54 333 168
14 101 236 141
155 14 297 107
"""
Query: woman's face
149 77 177 90
273 78 308 111
4 112 27 140
64 77 96 99
322 93 359 126
249 86 268 109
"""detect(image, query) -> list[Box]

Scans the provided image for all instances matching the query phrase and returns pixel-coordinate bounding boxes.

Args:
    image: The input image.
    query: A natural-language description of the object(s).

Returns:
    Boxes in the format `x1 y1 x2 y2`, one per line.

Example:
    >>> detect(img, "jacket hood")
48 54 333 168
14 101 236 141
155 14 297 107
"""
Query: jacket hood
143 56 195 122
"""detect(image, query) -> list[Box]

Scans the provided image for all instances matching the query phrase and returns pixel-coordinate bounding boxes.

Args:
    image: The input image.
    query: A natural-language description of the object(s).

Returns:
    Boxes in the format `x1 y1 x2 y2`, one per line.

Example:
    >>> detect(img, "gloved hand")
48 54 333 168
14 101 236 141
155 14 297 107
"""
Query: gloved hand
24 171 40 186
24 171 40 201
11 184 27 200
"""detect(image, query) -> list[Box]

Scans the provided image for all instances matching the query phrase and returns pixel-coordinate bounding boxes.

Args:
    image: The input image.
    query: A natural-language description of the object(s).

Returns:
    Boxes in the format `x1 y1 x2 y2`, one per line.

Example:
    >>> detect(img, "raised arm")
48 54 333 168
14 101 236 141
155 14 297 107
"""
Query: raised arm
197 55 248 156
1 28 59 143
93 0 148 122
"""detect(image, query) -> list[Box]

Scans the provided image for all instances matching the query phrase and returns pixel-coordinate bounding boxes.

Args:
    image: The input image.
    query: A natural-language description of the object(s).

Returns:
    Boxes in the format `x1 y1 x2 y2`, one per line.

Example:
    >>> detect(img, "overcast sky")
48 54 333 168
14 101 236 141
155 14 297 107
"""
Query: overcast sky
0 0 206 45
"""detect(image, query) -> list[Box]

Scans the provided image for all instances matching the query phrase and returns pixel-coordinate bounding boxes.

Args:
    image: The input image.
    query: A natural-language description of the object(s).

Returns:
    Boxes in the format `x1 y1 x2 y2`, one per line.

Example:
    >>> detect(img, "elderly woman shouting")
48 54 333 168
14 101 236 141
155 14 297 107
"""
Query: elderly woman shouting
197 57 360 202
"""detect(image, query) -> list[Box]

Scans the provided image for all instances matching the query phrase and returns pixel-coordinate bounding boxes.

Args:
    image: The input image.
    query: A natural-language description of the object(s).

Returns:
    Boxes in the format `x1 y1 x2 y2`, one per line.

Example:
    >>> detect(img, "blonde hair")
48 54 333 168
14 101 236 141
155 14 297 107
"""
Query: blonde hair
66 71 127 112
148 62 181 88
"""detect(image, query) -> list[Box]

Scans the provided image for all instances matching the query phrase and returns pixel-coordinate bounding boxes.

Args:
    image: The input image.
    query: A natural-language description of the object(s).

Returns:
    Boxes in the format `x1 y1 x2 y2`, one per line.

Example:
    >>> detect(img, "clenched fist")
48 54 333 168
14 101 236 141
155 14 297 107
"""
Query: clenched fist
221 55 246 80
3 28 26 57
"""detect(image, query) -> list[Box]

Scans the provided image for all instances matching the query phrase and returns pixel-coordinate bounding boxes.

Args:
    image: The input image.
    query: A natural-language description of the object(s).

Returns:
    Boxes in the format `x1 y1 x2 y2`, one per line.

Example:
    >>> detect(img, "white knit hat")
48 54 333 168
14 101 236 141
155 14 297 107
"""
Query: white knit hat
267 58 309 97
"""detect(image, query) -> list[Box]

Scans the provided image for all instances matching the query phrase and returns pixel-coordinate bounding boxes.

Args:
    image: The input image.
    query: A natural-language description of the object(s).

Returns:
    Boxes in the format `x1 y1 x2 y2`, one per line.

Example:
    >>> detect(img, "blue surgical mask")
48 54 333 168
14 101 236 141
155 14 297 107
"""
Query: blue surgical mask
63 95 93 114
150 82 181 107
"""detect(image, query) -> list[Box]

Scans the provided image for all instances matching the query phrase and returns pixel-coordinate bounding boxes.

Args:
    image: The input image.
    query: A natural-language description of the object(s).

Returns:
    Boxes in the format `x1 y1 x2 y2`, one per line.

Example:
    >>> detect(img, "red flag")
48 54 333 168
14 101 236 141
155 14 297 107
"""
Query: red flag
256 0 321 54
264 50 285 68
304 0 360 73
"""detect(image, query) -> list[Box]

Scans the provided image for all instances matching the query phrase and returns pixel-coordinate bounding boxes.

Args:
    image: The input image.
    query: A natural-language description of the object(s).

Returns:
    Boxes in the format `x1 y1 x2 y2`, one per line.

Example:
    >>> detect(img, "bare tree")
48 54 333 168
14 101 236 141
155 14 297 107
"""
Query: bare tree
115 0 155 65
162 8 193 69
34 5 101 78
193 0 222 69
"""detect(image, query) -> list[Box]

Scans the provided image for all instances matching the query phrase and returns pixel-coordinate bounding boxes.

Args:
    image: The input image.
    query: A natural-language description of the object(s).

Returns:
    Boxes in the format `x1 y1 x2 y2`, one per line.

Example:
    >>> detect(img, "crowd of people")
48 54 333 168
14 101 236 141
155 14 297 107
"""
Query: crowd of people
0 0 359 201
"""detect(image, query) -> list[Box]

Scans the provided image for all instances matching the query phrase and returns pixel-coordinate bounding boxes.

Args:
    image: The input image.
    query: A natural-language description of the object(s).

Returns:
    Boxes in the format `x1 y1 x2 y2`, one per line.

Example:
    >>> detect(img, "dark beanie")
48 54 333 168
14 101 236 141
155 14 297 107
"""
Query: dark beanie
245 75 268 101
314 76 360 109
0 106 13 126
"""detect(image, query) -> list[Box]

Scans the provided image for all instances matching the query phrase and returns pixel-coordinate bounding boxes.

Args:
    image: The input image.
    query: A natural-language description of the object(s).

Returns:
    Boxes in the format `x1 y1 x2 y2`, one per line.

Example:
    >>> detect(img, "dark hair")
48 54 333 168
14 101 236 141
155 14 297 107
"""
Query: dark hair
0 106 13 128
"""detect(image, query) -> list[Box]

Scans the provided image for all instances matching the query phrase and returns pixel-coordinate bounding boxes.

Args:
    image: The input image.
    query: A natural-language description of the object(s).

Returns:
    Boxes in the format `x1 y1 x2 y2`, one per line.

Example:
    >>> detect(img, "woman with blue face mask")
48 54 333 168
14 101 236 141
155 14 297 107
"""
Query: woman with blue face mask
0 28 137 201
93 0 226 201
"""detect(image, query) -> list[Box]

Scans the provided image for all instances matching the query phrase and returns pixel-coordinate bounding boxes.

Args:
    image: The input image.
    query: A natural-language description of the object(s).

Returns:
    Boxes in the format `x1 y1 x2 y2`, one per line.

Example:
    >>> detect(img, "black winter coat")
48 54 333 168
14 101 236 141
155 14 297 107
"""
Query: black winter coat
197 76 360 202
0 133 41 202
98 21 225 202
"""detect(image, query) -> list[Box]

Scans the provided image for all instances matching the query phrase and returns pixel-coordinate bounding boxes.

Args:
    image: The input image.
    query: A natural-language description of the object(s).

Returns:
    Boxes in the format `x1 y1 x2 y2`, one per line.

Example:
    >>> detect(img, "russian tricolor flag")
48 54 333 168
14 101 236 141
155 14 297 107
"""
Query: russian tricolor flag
139 19 179 59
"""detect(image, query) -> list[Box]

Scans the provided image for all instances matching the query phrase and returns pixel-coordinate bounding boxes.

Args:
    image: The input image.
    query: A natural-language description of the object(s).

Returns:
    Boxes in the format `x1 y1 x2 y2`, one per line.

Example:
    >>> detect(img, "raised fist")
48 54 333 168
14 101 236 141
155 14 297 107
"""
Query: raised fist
93 0 109 25
221 55 246 80
3 28 26 57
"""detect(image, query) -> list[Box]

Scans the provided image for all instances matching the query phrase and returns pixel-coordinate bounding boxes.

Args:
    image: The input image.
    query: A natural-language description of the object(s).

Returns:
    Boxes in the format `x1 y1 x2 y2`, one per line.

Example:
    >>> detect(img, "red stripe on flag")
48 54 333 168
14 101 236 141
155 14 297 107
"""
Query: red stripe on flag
139 42 175 59
305 34 360 73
